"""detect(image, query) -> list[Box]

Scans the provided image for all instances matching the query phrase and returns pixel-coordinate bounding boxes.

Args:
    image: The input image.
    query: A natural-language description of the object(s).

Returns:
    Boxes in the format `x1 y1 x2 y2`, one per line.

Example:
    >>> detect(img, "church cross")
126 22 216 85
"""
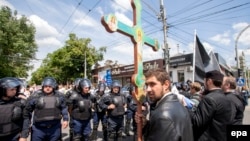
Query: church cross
101 0 159 102
101 1 159 140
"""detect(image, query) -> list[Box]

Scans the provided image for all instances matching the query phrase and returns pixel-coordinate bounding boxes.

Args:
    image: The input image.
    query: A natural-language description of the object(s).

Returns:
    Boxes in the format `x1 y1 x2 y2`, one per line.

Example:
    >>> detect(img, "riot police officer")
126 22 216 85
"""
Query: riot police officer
65 78 83 100
91 82 108 141
66 78 83 141
101 80 126 141
0 77 26 141
23 77 69 141
124 84 135 136
125 84 148 140
69 78 95 141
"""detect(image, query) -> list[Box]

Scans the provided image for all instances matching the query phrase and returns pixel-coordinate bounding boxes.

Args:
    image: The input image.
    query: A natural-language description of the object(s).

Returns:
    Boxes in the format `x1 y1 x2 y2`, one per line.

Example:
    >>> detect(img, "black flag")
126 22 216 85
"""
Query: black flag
205 50 221 73
193 35 210 84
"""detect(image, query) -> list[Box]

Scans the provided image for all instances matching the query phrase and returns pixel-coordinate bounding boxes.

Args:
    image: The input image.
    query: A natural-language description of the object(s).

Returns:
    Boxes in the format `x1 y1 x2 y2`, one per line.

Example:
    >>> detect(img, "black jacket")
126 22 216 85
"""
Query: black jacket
225 92 245 125
190 89 233 141
143 93 193 141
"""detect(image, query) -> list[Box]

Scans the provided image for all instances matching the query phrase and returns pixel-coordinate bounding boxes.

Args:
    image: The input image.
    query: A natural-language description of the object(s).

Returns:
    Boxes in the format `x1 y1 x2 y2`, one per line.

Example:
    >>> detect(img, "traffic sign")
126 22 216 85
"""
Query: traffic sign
236 78 245 87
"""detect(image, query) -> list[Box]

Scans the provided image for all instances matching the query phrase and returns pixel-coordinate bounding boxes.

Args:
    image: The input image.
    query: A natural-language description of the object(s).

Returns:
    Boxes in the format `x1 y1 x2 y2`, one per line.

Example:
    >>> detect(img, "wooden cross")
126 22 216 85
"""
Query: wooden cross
101 0 159 140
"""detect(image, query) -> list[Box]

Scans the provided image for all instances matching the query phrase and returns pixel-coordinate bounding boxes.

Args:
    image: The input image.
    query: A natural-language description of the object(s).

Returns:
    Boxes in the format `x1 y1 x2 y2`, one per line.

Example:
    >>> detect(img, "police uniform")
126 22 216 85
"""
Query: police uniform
66 78 83 141
100 80 126 141
22 77 69 141
69 78 94 141
0 77 26 141
91 82 108 141
126 94 148 140
125 92 136 136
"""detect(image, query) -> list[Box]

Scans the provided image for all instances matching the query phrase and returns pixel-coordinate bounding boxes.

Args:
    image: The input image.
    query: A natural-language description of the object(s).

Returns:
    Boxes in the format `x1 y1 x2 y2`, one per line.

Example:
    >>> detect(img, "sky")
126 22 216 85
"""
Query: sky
1 0 250 75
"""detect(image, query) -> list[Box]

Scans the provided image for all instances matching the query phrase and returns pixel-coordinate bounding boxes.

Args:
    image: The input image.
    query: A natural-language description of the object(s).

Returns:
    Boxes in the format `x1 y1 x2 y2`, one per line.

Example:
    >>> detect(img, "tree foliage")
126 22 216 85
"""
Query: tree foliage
30 33 106 85
0 6 37 78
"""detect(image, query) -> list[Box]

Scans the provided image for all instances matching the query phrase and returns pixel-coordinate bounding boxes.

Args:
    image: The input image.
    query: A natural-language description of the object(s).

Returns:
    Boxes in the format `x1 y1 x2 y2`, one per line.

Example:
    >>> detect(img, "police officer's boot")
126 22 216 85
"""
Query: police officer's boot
117 130 123 141
73 134 82 141
103 124 108 141
69 128 73 141
125 119 131 136
91 124 98 140
83 135 91 141
107 132 116 141
69 117 74 141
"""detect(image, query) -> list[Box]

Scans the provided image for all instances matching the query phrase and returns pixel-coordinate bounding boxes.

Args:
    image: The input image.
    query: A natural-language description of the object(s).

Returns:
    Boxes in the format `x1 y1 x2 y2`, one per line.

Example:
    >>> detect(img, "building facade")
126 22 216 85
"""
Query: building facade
92 53 233 87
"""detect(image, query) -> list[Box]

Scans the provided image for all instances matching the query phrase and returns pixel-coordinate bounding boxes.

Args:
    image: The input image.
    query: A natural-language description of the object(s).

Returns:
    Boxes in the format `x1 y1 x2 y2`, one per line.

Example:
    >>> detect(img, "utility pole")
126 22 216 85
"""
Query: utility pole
84 51 87 79
177 44 179 54
159 0 169 72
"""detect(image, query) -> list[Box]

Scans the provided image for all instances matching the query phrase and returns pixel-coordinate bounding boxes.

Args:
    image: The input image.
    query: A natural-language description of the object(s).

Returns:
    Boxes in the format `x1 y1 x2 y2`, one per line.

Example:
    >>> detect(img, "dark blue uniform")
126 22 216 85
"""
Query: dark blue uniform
101 92 126 141
69 92 95 141
65 78 83 141
69 78 95 141
0 77 27 141
23 89 68 141
91 82 108 141
0 97 26 140
99 80 126 141
91 91 108 141
125 93 136 136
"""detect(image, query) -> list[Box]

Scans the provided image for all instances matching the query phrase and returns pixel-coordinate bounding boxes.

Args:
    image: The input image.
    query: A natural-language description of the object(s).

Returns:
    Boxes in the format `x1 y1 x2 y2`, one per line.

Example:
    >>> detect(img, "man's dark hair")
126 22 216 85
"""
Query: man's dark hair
144 68 171 90
205 70 224 87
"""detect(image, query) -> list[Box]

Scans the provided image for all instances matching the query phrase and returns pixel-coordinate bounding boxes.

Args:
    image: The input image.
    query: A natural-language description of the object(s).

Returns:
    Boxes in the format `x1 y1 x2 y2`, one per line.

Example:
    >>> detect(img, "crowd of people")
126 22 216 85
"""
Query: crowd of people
0 68 249 141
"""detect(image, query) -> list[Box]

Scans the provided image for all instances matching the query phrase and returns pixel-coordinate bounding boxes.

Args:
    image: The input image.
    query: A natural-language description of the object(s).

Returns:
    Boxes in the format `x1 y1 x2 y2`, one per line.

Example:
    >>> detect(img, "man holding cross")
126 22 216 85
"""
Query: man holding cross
135 69 193 141
101 0 163 140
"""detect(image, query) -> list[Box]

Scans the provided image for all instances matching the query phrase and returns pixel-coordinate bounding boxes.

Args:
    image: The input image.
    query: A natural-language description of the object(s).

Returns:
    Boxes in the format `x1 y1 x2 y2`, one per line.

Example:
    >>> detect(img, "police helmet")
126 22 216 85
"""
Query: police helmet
73 78 83 90
175 82 182 90
181 82 188 88
0 77 21 97
111 80 122 89
41 77 57 89
98 82 106 92
78 78 92 90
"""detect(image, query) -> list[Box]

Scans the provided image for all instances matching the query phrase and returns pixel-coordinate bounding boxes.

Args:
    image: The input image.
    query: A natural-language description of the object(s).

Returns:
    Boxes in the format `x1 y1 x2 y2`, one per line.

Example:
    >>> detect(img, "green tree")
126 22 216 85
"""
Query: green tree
0 6 37 78
30 33 106 84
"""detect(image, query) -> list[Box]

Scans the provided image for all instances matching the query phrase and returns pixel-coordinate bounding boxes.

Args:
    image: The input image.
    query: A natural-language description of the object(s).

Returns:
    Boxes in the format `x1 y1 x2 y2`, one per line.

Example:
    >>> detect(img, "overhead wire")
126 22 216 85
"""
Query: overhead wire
24 0 35 14
168 0 212 18
59 0 83 34
165 1 249 56
19 0 250 69
69 0 102 33
171 2 250 27
169 0 233 23
172 26 234 54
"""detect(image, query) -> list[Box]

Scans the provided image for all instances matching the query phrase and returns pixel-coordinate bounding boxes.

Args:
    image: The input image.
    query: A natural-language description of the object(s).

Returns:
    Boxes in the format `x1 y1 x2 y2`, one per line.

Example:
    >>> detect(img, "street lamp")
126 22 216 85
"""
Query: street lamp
235 24 250 77
245 48 250 89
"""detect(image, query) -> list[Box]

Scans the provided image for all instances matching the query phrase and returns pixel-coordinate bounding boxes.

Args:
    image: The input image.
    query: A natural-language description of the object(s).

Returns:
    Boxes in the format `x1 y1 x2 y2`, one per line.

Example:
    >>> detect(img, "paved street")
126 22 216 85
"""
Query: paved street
27 98 250 141
243 98 250 124
61 121 136 141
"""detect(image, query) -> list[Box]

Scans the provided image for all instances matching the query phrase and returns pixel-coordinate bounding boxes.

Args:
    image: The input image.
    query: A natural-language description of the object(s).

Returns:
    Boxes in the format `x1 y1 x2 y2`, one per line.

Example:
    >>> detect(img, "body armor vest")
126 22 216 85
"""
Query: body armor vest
34 96 61 122
96 93 105 113
0 103 20 136
110 95 125 116
128 97 137 111
72 96 92 120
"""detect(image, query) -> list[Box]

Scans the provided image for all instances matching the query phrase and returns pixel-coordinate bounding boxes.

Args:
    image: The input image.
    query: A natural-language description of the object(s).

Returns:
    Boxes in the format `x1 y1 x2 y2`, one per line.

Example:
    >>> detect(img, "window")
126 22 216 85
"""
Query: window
169 71 172 78
177 70 184 82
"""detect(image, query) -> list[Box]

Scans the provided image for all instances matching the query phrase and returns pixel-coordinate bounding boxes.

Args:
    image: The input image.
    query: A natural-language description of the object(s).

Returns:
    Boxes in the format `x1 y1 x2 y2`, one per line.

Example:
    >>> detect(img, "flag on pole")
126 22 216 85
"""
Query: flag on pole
193 35 210 84
205 50 222 73
105 70 112 88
